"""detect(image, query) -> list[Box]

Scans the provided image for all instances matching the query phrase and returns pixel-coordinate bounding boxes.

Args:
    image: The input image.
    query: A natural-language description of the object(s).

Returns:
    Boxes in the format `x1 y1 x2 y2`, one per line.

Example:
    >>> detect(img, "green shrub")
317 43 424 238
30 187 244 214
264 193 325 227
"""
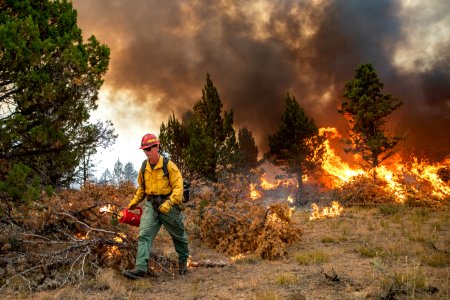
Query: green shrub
0 163 42 204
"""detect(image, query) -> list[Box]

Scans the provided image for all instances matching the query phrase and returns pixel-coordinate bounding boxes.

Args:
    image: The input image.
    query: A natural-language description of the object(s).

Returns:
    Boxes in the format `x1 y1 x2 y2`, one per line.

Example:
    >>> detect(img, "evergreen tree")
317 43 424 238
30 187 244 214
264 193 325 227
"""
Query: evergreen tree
123 162 137 184
0 0 115 191
159 111 189 173
112 159 123 185
266 93 325 202
219 109 241 171
238 127 259 170
75 148 97 186
184 74 240 181
338 63 403 178
99 168 112 185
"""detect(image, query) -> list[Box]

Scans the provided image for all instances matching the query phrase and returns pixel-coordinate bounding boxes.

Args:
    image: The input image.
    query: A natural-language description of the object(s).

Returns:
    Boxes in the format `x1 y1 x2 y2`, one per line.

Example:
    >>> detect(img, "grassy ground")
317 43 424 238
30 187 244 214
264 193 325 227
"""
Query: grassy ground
4 205 450 300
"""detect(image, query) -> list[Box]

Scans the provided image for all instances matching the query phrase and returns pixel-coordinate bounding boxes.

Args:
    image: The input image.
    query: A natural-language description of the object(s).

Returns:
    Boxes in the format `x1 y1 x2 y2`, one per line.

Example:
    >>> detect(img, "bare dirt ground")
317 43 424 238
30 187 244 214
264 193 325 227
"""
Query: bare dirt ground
3 206 450 300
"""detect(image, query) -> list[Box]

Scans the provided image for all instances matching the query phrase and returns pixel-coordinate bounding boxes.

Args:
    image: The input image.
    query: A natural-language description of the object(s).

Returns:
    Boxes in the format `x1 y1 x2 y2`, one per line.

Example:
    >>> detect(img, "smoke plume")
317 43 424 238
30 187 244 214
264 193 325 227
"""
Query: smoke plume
72 0 450 160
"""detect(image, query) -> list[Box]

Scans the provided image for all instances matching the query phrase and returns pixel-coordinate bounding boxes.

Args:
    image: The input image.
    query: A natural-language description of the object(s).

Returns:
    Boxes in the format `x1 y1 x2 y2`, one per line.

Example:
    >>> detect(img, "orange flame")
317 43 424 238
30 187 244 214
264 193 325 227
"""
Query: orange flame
310 201 343 220
319 127 449 201
99 204 113 213
260 174 296 190
250 183 263 200
320 127 365 186
247 127 448 204
287 195 295 203
106 245 120 257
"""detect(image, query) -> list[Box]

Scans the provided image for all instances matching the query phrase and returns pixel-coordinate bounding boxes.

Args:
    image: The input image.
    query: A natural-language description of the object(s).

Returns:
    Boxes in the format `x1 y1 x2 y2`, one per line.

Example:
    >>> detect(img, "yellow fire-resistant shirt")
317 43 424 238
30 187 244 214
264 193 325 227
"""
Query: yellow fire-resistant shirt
128 156 183 207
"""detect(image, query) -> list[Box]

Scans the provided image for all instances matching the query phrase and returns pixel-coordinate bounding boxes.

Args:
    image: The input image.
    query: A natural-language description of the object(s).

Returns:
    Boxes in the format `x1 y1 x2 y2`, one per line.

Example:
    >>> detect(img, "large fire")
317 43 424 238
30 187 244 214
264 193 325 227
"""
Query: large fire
319 127 449 201
249 127 449 204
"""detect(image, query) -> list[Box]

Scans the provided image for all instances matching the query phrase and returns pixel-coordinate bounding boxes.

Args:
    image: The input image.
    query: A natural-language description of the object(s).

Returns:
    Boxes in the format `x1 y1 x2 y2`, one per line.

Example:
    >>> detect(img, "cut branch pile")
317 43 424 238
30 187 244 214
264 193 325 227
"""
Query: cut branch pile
0 182 177 292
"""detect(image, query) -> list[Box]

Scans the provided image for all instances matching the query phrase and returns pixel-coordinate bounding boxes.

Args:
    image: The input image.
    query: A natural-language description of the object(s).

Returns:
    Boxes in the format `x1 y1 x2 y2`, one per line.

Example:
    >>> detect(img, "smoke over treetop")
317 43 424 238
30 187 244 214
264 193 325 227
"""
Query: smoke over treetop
72 0 450 160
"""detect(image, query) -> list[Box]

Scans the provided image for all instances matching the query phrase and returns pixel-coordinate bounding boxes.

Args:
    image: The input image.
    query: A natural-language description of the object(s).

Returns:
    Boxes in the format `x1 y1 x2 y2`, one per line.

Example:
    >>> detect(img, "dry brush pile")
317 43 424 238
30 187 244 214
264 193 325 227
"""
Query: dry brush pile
0 182 139 292
187 176 303 259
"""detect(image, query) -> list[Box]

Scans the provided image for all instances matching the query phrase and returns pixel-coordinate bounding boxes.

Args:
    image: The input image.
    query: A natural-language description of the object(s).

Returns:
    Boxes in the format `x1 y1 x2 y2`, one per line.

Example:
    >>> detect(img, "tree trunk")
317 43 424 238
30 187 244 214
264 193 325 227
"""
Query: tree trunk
371 153 379 181
296 167 304 205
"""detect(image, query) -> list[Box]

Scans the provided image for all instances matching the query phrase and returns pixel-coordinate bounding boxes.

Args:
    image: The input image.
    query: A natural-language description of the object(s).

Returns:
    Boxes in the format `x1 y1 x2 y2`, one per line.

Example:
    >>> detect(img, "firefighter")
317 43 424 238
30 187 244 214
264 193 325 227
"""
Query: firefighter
122 133 189 279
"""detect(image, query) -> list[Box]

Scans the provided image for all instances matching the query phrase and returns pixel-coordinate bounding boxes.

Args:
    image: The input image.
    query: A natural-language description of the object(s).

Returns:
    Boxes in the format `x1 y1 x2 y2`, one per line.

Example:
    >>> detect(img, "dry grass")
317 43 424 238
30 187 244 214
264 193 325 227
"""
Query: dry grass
294 251 330 265
3 205 449 300
274 273 299 285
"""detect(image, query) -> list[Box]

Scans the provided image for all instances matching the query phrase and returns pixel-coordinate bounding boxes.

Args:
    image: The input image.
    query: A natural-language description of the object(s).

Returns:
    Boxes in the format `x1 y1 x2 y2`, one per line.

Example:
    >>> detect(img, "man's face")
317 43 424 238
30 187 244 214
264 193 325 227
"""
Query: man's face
143 145 159 162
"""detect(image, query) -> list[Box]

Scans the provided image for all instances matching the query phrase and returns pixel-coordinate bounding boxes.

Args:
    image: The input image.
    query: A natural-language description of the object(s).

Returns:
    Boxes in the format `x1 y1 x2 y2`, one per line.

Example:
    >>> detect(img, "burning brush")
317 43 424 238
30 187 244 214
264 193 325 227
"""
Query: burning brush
310 201 344 220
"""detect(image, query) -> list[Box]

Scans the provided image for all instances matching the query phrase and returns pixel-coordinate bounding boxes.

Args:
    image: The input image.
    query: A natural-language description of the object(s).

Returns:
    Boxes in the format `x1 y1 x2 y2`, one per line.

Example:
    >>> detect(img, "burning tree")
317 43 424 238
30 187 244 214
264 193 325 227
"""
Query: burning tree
338 63 403 179
266 93 326 203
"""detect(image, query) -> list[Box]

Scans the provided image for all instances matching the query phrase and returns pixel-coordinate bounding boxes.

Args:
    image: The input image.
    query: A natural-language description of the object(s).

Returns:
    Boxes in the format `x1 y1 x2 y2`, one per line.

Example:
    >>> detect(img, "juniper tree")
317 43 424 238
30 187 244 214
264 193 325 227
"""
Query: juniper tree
0 0 115 192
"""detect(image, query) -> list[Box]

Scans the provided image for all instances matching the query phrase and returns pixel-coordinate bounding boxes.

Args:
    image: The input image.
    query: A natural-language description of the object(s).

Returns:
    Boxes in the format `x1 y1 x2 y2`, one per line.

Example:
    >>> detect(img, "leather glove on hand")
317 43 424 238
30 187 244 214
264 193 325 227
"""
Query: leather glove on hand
158 199 172 214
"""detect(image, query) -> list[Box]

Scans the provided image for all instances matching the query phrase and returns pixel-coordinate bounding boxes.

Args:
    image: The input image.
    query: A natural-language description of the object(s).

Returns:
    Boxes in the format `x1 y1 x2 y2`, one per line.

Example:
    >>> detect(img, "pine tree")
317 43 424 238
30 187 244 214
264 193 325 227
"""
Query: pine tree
266 93 325 203
338 63 403 178
75 148 97 186
219 110 241 171
112 159 124 185
123 162 137 185
99 169 112 185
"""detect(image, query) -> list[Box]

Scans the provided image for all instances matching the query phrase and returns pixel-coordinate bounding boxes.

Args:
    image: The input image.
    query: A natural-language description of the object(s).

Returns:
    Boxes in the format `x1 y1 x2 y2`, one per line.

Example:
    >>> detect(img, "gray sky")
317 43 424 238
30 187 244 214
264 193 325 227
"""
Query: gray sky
72 0 450 172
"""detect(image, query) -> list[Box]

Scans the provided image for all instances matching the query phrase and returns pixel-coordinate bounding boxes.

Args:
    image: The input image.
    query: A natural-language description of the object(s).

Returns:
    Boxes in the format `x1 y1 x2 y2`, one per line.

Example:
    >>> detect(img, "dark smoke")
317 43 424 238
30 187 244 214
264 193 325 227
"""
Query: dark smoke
72 0 450 160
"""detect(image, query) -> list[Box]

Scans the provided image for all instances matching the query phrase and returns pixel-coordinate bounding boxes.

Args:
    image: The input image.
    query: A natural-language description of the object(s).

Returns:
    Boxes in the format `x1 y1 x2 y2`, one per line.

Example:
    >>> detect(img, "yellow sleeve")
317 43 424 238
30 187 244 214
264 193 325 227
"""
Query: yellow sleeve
167 161 183 205
128 166 146 208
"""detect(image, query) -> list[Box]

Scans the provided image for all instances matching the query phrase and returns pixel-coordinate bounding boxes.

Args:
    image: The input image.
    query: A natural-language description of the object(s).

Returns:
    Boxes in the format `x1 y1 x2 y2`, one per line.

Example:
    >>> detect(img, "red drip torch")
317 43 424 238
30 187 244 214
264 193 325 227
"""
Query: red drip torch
118 207 142 227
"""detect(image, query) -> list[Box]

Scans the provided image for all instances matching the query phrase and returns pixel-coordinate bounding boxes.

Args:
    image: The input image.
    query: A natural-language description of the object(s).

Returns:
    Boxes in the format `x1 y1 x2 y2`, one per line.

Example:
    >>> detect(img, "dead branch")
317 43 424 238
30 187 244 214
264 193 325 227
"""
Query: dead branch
319 267 341 282
191 259 229 268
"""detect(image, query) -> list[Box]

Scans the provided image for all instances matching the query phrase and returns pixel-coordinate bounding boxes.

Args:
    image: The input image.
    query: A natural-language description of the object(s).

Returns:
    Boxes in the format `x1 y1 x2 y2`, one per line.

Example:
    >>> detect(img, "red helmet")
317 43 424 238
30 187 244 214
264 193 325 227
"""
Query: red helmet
139 133 160 149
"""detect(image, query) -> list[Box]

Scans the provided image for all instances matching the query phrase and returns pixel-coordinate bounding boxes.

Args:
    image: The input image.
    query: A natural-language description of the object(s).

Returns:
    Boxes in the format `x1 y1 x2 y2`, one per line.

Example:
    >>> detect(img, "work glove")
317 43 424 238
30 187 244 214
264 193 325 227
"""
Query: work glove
158 199 173 214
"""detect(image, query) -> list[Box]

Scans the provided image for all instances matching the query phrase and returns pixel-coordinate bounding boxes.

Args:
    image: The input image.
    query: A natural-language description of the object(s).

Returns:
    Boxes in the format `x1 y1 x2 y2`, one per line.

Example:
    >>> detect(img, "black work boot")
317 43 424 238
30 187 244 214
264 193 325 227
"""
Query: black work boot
122 268 147 279
178 260 188 275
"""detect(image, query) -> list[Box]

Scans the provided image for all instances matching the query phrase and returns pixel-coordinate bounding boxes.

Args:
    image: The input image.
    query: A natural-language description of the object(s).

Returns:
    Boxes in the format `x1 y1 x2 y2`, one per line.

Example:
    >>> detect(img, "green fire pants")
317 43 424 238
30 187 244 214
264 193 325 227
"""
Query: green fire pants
135 200 189 271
